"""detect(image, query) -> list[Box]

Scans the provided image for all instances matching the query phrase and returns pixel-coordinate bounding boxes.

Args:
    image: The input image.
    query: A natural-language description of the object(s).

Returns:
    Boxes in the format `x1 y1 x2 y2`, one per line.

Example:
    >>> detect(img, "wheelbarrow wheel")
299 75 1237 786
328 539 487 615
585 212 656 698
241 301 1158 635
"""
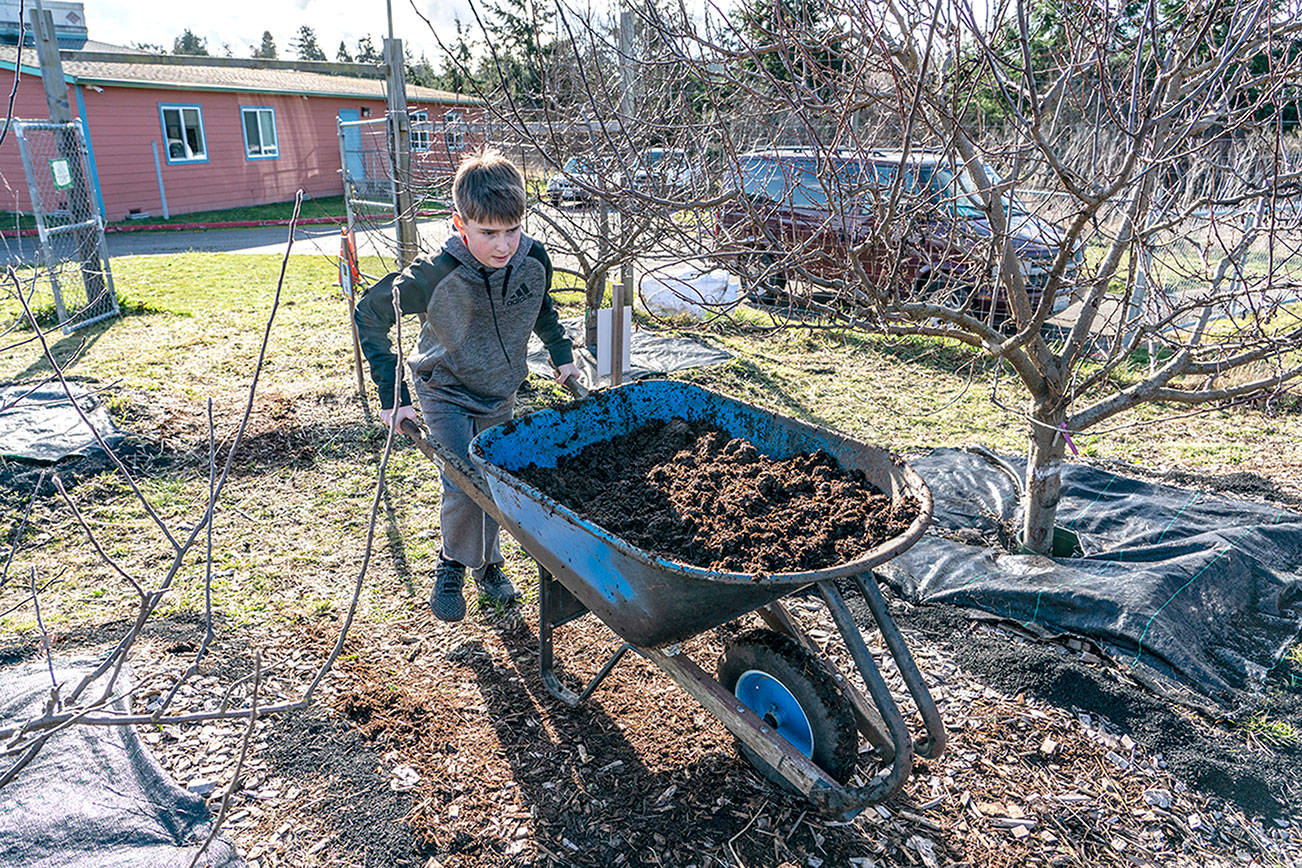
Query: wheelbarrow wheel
717 628 858 787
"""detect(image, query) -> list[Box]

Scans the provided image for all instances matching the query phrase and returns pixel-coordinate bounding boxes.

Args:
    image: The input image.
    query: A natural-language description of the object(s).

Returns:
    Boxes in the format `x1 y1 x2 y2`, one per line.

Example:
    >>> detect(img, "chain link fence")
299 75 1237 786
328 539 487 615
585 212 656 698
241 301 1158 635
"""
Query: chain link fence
337 111 482 268
12 119 117 332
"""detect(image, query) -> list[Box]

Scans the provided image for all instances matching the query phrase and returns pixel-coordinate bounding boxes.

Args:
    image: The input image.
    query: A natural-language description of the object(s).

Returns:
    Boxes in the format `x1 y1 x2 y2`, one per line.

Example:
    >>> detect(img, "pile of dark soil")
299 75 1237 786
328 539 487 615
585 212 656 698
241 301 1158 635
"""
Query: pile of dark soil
889 600 1302 820
518 419 919 573
265 709 423 865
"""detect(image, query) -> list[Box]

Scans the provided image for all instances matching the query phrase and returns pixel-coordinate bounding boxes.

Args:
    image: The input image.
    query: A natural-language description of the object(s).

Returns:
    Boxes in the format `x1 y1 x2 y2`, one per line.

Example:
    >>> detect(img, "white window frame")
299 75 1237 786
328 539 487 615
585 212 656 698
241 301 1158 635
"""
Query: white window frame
159 104 207 164
444 111 466 152
409 109 430 152
241 106 279 160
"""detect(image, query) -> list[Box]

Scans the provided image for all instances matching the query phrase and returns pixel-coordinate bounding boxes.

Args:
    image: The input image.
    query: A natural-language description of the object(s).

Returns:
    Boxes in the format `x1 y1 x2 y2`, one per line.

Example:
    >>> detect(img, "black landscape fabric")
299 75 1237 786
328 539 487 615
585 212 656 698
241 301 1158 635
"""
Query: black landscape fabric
0 661 242 868
0 383 123 462
877 448 1302 707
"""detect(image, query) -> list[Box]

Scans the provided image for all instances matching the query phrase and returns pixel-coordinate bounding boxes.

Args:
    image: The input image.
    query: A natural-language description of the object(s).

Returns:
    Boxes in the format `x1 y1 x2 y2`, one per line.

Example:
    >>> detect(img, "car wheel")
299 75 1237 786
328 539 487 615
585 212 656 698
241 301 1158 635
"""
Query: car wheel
717 629 859 788
743 252 788 305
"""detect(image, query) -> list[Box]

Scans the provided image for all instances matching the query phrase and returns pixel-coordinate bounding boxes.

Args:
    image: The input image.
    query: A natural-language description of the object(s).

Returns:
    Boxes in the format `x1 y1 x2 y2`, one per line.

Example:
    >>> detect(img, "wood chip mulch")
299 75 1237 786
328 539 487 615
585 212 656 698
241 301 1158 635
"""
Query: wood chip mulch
114 589 1300 868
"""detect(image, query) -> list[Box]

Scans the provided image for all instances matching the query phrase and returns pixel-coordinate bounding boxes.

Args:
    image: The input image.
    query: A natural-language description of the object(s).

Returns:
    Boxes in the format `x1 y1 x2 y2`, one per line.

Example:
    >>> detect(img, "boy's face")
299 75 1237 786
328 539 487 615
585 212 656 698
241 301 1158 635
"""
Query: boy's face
453 213 522 269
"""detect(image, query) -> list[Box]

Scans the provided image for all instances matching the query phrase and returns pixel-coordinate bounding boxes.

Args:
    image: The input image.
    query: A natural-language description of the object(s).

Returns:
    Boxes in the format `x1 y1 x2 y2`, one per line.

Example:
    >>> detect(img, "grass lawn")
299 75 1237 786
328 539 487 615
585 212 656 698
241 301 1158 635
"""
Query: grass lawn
3 251 1301 637
2 197 348 232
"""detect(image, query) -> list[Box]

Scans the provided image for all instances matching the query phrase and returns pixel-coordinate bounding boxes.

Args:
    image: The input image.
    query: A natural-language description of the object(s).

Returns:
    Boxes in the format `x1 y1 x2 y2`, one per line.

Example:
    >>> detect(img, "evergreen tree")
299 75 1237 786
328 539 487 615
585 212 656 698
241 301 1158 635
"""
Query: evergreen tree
252 30 278 59
356 35 382 64
406 51 438 87
734 0 843 102
131 42 165 54
481 0 554 105
435 18 477 94
172 29 210 56
291 25 327 61
336 41 353 63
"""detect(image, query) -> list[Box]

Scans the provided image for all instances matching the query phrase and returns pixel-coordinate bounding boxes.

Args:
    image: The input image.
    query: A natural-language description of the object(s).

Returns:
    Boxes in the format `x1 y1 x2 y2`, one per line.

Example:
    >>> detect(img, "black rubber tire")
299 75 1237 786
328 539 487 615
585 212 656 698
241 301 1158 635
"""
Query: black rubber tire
742 252 788 304
717 628 859 787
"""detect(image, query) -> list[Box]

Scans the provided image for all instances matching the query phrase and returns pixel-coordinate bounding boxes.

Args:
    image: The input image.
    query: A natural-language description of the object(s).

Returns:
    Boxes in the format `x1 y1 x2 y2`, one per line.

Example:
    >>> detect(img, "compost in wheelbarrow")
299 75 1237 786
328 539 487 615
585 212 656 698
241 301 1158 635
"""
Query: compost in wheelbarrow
515 416 921 575
470 380 931 649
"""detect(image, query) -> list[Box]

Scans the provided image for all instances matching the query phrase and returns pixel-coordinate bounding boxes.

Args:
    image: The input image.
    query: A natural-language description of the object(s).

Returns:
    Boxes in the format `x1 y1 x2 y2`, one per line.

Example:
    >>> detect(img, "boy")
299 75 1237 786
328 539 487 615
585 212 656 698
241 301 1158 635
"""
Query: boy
354 148 579 622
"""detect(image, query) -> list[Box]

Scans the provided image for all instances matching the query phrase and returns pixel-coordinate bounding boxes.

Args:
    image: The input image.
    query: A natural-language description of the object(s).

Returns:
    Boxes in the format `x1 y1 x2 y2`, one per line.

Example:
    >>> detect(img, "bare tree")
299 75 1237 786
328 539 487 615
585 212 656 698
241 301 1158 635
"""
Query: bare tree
0 198 418 846
418 0 739 346
428 0 1302 553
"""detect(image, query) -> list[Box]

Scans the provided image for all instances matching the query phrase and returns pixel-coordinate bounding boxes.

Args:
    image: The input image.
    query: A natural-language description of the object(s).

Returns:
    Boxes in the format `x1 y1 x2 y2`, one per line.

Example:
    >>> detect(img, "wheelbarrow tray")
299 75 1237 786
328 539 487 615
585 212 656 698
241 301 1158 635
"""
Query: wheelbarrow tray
470 380 932 648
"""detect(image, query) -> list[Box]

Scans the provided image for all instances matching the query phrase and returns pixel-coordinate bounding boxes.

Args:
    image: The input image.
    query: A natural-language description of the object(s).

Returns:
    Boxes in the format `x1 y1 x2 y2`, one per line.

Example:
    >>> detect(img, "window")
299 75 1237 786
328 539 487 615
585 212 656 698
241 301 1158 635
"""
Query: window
444 111 466 151
160 104 207 163
409 110 429 151
241 106 278 159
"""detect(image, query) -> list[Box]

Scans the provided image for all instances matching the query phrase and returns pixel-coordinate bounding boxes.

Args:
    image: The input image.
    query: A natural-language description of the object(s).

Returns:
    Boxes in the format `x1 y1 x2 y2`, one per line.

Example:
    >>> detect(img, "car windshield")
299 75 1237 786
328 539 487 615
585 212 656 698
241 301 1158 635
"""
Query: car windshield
924 162 1030 219
738 156 866 210
638 149 686 173
564 157 595 174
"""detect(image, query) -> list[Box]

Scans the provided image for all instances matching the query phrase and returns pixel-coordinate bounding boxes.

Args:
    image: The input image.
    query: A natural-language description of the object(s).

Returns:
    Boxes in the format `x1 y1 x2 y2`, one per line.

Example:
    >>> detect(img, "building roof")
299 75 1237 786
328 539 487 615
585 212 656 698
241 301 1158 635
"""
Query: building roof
0 43 480 105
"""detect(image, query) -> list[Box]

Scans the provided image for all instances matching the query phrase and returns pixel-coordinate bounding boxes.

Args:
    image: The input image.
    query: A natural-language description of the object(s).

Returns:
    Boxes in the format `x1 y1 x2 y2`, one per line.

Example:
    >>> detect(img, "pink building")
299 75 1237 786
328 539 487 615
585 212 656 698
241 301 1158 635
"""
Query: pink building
0 43 479 220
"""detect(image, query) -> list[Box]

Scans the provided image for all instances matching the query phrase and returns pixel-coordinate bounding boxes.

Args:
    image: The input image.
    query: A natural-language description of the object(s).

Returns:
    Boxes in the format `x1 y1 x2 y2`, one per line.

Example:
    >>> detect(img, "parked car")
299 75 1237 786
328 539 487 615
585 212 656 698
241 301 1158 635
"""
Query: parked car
715 149 1081 320
546 156 601 207
627 147 702 196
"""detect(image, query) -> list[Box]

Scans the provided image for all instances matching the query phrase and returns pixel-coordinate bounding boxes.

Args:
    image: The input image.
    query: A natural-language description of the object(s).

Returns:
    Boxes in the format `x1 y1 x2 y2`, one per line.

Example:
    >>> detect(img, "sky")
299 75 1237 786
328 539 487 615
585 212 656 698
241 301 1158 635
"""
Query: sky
81 0 474 61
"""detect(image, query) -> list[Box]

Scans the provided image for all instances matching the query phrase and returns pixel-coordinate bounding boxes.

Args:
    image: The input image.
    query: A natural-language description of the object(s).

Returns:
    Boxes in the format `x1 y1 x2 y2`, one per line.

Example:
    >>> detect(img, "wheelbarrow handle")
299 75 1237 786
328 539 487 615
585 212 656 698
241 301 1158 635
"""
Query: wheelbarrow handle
561 372 589 400
395 417 500 518
398 417 425 446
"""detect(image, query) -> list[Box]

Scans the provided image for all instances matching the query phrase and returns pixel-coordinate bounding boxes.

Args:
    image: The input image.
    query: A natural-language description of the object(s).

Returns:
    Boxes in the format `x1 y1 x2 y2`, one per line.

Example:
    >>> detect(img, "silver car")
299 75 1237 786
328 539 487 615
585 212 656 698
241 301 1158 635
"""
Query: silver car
546 156 600 207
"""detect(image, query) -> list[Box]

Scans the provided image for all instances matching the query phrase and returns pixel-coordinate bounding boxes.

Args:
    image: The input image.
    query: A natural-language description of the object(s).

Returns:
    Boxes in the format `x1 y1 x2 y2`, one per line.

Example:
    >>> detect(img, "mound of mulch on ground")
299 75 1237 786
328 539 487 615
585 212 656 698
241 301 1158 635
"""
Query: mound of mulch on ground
518 419 919 573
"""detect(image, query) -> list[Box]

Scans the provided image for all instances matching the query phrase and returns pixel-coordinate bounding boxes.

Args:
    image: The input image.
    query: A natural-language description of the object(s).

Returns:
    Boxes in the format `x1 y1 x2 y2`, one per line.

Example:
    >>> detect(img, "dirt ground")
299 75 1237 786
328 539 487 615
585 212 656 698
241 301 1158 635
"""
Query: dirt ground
3 387 1299 867
9 577 1295 867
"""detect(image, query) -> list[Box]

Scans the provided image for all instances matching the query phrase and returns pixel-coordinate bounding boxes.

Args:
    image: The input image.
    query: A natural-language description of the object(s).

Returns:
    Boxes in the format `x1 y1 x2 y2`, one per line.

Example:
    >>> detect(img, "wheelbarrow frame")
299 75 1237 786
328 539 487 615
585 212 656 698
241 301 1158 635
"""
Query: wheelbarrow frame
397 382 945 819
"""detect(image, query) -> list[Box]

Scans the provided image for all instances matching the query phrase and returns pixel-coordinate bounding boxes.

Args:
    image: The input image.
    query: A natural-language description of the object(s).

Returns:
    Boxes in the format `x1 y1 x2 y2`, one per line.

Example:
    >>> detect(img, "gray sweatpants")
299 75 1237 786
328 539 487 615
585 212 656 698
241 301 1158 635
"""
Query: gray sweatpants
416 391 514 580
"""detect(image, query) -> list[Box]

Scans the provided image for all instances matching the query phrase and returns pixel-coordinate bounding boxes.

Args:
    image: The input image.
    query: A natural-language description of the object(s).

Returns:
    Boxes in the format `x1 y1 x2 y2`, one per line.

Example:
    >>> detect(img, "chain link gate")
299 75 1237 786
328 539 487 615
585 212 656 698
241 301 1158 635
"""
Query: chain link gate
13 119 117 333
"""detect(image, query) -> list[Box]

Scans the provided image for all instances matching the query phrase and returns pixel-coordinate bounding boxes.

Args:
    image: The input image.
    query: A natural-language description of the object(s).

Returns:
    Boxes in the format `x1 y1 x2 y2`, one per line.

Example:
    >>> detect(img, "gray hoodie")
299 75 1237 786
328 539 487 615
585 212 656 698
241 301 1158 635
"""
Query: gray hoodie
354 232 573 415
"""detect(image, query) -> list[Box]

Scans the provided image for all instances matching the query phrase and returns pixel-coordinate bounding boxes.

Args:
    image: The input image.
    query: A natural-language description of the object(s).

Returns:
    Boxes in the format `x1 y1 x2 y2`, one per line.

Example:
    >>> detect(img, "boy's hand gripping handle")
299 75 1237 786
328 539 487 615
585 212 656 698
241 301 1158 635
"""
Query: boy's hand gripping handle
561 373 589 400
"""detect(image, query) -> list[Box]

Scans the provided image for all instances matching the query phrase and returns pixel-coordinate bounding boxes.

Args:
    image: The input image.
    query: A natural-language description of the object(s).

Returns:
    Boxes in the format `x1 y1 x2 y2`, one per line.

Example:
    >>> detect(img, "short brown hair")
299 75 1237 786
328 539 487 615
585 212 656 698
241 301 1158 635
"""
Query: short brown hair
452 147 526 224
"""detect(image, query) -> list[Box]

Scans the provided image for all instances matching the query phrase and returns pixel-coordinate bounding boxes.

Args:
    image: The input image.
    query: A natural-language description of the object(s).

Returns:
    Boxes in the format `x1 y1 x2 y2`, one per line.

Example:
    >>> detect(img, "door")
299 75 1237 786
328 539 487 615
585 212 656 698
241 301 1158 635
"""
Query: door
338 108 364 187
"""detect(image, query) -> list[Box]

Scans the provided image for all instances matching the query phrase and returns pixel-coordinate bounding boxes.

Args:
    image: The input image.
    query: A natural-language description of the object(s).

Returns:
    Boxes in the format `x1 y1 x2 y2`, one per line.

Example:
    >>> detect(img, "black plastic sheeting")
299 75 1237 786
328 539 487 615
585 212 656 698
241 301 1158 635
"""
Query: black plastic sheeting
0 383 123 462
526 318 732 384
877 448 1302 707
0 660 243 868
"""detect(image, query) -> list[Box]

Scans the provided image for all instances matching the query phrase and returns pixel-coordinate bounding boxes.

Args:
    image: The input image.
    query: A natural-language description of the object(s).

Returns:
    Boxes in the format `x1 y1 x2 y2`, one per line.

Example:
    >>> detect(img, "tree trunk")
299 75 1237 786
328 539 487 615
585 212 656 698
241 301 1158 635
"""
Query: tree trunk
1022 405 1068 554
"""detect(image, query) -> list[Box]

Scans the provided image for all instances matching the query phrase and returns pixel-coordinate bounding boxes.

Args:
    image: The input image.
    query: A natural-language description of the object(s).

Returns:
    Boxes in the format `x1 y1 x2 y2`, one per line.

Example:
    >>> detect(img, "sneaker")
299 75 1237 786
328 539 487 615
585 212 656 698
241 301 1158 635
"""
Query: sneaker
429 559 466 622
475 563 519 605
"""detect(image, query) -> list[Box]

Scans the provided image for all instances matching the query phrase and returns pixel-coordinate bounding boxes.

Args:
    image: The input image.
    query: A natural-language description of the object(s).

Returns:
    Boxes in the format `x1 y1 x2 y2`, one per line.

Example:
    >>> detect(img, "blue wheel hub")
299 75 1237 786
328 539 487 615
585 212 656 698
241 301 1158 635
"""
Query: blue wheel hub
734 669 814 757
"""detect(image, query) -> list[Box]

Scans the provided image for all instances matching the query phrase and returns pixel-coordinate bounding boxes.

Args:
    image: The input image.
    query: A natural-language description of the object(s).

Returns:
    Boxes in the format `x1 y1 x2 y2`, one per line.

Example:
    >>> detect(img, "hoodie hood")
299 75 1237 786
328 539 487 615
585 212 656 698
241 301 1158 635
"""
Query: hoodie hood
443 230 533 273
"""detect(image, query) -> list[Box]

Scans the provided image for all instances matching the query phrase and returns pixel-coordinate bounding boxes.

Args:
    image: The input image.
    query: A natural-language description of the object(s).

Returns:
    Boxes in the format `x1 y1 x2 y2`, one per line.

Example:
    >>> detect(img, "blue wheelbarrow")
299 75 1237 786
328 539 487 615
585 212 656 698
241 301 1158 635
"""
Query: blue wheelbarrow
400 379 944 818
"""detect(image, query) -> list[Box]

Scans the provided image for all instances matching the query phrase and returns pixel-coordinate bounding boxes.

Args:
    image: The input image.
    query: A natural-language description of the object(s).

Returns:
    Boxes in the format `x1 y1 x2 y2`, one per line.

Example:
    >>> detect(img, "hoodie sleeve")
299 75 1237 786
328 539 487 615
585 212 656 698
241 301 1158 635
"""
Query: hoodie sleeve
529 242 574 367
353 256 446 409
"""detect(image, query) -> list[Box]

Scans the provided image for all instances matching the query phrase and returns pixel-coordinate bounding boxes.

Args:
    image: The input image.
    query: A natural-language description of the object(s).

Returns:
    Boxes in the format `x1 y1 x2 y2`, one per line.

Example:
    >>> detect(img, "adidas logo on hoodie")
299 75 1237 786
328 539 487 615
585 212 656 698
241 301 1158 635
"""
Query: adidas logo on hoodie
504 279 533 307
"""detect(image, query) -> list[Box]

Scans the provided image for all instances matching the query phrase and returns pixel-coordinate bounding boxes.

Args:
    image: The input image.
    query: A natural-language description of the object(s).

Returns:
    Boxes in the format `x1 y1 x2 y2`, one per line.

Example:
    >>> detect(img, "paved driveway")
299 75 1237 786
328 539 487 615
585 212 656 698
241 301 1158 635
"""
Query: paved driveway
0 218 457 267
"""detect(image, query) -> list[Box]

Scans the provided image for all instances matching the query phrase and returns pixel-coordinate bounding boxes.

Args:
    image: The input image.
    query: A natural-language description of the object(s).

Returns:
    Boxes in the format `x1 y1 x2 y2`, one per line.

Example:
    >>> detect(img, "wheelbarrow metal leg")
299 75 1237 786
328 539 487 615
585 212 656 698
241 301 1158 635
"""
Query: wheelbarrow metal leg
757 600 896 761
816 580 915 808
639 644 843 811
538 567 629 707
854 572 947 760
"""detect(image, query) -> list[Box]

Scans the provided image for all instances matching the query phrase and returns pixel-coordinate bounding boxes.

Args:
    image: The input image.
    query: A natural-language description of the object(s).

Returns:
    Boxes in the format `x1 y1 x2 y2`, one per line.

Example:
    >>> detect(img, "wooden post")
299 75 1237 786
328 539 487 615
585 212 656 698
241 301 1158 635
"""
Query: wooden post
30 4 107 304
384 37 418 270
611 8 635 387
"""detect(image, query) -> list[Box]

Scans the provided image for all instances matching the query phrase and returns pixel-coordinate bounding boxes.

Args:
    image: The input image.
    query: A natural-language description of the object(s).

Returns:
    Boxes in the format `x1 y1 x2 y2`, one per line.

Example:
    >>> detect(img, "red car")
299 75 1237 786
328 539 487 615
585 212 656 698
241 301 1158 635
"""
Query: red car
716 149 1080 321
